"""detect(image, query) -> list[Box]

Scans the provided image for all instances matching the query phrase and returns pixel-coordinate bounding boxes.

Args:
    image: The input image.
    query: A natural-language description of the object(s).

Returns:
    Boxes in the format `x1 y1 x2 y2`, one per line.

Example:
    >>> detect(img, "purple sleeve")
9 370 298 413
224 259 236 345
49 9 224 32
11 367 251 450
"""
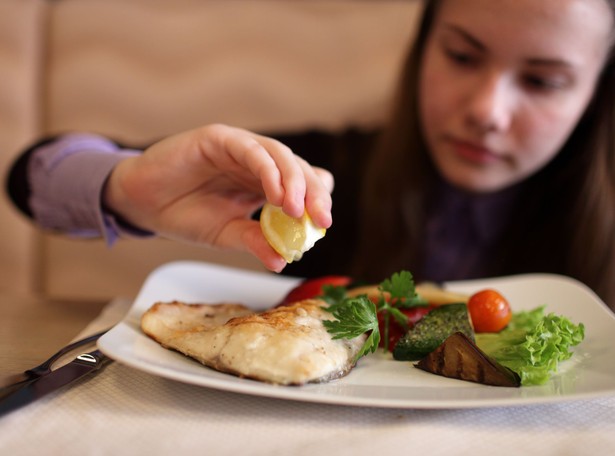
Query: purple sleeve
28 133 154 245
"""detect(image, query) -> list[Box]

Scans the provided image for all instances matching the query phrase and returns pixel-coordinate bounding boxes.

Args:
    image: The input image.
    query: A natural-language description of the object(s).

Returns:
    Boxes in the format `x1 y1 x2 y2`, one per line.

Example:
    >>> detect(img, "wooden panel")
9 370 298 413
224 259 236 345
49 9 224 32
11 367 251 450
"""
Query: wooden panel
0 0 46 294
45 0 421 143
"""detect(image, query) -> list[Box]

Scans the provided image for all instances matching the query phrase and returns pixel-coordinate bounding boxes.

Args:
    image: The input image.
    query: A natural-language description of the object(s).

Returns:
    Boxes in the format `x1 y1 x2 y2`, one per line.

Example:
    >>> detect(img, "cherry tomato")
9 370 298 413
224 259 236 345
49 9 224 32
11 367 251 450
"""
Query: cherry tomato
277 275 353 307
467 289 512 333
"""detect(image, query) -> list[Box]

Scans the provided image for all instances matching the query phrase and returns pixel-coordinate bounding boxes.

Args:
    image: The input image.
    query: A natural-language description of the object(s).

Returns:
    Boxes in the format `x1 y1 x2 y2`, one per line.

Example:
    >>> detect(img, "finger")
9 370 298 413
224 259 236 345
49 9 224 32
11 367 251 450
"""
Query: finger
314 167 335 194
214 218 287 273
242 223 289 273
188 125 274 199
208 126 304 209
202 125 318 220
250 135 308 217
292 158 333 229
203 126 282 195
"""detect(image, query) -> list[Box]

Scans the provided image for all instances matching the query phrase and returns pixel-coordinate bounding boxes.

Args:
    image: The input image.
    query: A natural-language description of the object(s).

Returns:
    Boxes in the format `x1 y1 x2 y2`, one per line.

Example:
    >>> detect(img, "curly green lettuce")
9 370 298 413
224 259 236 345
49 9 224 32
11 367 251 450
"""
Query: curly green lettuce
476 306 585 385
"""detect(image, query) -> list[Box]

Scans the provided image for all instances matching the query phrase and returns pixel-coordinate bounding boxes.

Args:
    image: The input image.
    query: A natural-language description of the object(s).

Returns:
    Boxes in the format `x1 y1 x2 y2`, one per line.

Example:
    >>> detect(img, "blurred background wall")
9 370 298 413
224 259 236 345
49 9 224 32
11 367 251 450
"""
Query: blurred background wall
0 0 422 300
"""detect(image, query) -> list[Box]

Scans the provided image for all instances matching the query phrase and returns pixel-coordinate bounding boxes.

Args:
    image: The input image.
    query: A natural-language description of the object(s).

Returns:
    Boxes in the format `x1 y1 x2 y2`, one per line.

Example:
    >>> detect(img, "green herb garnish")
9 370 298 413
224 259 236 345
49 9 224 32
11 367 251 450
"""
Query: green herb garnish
320 284 349 305
323 296 380 361
376 270 428 351
322 270 427 360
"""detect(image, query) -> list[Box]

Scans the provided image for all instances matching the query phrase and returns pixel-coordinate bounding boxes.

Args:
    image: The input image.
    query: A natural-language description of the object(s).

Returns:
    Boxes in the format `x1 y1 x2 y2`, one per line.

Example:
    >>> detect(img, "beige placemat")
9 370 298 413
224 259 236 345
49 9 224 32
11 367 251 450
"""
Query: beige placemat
75 296 133 338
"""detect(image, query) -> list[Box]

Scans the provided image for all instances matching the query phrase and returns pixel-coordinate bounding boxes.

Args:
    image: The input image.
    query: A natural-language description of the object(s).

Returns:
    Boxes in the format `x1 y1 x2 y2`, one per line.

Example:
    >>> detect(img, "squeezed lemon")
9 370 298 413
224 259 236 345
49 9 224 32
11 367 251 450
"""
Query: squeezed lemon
260 203 326 263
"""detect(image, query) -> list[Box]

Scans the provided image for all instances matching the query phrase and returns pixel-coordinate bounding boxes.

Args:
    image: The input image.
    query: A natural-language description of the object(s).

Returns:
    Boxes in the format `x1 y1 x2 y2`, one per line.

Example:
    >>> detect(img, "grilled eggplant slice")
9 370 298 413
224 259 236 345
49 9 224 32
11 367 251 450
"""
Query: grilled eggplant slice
415 332 521 387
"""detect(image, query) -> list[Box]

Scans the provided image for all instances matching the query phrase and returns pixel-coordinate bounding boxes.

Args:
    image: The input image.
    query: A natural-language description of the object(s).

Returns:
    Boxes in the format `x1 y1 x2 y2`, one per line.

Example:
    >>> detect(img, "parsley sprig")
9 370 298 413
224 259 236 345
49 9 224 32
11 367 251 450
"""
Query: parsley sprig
322 270 428 360
377 271 427 351
323 296 380 360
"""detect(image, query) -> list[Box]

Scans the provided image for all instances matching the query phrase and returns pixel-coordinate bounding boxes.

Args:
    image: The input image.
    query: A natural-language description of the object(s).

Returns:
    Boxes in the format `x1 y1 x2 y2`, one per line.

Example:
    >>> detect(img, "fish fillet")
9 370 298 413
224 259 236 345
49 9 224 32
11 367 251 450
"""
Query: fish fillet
141 299 366 385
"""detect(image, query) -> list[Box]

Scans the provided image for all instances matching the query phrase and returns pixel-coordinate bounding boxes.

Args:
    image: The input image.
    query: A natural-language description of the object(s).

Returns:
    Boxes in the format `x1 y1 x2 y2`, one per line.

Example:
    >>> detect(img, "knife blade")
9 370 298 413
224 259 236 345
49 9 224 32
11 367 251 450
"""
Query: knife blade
0 349 112 417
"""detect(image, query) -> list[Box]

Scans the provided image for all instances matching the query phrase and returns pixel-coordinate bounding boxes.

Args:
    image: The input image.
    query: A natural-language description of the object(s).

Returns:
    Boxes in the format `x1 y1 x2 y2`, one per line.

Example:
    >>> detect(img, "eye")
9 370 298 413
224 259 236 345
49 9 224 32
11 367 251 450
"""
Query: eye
522 74 570 92
444 48 480 67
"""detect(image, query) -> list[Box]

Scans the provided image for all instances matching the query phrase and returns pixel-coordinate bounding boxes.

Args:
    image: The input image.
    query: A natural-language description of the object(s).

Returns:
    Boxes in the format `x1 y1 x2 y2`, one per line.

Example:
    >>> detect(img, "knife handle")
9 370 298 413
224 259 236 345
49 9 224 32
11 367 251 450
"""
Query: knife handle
25 328 111 377
75 350 112 371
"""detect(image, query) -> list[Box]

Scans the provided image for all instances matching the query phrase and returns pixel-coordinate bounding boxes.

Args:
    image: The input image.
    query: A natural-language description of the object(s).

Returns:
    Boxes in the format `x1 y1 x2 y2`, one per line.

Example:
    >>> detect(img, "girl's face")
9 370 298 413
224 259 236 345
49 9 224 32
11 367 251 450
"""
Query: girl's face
419 0 613 193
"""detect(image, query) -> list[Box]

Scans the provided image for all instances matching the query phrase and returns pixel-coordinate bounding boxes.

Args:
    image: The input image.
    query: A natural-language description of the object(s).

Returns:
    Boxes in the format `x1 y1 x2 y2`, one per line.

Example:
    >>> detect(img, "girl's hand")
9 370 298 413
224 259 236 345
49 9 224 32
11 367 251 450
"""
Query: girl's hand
103 124 334 272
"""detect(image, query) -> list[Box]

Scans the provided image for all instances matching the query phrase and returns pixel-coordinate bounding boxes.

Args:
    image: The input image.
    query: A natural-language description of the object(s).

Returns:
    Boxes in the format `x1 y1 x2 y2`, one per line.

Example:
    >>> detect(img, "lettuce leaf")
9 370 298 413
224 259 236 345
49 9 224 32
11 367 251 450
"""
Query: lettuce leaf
475 306 585 386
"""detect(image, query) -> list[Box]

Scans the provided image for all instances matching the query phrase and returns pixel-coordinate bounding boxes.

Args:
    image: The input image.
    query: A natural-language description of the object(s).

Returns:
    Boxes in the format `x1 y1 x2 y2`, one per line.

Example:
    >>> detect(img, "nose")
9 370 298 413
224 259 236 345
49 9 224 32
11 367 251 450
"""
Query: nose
465 72 513 134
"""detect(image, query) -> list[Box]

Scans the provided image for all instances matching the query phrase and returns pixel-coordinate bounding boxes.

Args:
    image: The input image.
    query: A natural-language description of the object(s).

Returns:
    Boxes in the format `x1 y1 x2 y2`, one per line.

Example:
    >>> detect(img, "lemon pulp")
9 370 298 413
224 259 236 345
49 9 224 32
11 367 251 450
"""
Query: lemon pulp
260 203 326 263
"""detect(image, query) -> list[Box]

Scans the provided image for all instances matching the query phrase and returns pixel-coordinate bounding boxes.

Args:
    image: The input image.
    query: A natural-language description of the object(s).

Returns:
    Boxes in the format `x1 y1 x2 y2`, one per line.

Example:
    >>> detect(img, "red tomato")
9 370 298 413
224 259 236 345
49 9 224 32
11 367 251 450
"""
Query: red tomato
467 289 512 333
277 275 353 307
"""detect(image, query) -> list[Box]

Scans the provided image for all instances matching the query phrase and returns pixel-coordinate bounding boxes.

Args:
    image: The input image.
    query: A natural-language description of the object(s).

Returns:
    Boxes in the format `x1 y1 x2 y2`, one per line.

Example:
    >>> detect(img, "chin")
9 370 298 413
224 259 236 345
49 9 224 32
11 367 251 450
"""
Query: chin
432 152 522 194
443 171 514 194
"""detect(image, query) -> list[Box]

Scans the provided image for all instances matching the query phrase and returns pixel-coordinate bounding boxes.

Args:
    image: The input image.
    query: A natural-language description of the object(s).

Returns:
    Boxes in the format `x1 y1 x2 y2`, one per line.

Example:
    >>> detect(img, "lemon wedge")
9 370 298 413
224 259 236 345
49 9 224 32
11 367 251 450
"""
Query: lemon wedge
260 203 326 263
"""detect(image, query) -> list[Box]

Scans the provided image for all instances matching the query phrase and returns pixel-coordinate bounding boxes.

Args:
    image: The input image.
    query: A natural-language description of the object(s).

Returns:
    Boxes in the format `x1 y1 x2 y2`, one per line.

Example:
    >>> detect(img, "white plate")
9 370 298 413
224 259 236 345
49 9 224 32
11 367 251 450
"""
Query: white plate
98 260 615 409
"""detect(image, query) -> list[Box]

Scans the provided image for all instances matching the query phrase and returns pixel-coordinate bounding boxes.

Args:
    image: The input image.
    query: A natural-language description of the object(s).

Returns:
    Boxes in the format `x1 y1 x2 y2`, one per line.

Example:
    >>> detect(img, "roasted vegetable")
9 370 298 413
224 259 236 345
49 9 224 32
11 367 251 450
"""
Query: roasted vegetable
415 332 521 387
392 303 474 360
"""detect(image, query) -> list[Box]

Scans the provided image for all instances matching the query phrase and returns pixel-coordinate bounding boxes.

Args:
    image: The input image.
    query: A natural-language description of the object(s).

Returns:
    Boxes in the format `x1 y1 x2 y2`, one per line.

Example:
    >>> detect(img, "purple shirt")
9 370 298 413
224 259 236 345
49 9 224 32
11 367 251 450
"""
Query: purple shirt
28 133 151 245
422 179 521 282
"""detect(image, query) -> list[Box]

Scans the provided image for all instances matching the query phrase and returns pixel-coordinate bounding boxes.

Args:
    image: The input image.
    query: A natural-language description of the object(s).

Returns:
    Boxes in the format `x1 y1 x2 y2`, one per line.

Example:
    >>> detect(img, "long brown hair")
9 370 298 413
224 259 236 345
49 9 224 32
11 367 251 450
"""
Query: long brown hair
353 0 615 308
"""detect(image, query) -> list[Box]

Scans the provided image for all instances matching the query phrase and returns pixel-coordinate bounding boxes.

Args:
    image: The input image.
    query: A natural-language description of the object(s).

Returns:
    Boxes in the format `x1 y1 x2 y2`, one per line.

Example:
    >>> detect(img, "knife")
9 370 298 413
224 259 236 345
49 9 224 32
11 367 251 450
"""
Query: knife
0 349 112 417
0 327 110 390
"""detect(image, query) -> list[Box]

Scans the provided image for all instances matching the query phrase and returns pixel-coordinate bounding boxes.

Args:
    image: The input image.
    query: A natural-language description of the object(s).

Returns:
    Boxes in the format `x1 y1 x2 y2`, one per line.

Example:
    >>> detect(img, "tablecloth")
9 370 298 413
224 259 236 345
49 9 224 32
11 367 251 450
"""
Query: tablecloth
1 298 614 456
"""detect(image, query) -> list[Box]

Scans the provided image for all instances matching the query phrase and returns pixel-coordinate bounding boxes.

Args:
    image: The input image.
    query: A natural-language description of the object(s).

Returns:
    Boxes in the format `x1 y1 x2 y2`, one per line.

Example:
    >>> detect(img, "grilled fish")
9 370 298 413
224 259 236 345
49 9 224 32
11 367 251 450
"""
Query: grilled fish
141 299 365 385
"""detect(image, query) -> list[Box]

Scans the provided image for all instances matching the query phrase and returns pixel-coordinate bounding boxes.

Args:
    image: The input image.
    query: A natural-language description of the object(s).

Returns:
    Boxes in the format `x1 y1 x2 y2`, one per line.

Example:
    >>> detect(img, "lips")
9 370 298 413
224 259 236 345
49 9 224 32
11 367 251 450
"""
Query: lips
448 138 502 165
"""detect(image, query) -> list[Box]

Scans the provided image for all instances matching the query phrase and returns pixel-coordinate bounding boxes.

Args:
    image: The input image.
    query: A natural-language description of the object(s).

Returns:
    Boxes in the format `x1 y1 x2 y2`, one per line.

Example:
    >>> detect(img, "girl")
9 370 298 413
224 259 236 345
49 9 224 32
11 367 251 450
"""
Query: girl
351 0 615 306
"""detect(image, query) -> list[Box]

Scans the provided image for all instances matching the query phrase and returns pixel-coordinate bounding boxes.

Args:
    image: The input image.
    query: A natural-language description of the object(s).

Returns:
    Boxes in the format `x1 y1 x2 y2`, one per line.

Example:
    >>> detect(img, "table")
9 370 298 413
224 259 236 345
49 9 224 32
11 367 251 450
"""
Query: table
1 293 614 456
0 292 107 376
